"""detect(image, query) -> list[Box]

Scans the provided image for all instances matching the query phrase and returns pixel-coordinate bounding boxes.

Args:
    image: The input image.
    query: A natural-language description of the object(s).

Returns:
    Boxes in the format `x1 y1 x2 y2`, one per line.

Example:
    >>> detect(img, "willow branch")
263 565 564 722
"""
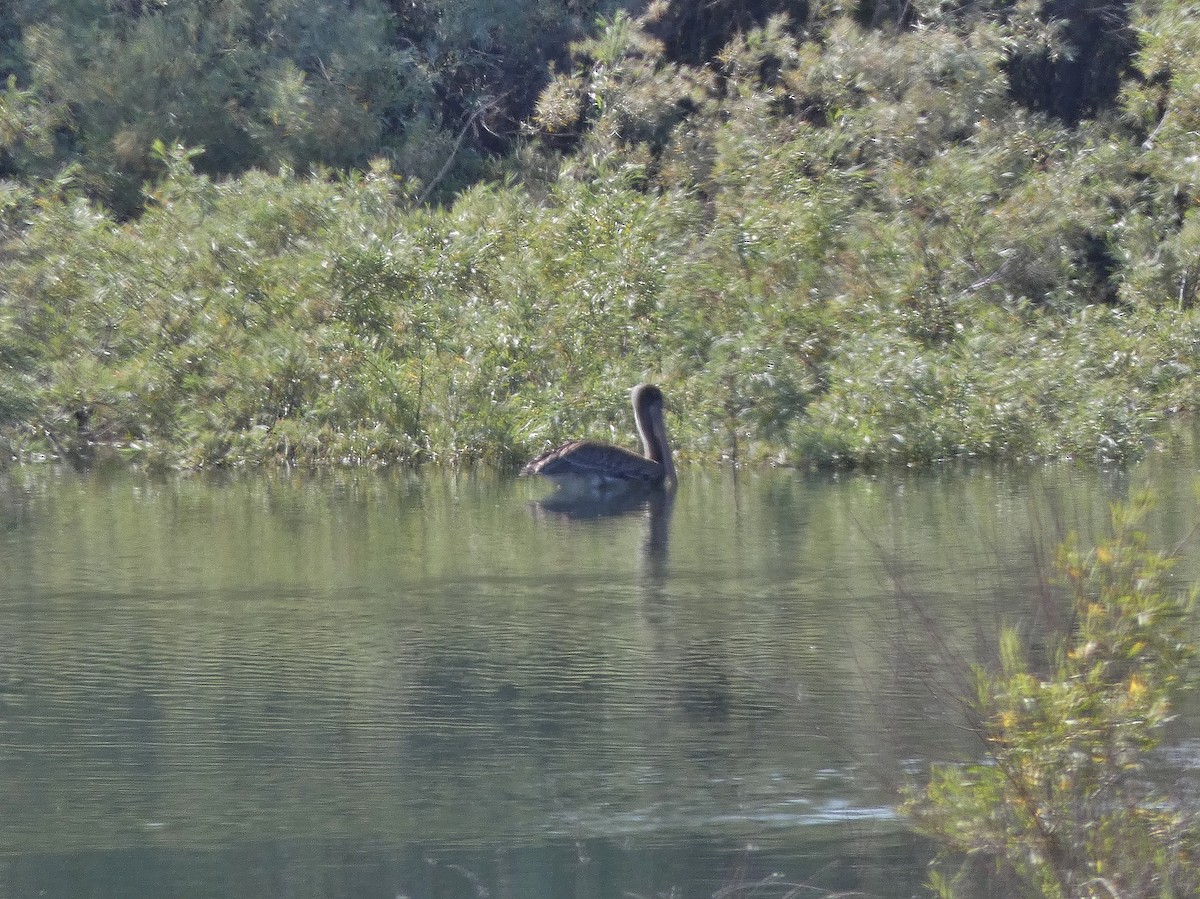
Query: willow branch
416 93 508 205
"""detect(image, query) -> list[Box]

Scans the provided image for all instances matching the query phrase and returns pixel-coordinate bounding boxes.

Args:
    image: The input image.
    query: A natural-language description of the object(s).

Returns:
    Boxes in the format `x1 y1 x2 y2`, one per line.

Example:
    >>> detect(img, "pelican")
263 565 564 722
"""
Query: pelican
525 384 677 492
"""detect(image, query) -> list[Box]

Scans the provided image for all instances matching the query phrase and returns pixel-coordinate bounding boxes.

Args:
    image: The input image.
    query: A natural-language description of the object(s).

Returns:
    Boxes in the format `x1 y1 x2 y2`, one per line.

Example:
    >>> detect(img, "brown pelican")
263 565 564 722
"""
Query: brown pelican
525 384 677 492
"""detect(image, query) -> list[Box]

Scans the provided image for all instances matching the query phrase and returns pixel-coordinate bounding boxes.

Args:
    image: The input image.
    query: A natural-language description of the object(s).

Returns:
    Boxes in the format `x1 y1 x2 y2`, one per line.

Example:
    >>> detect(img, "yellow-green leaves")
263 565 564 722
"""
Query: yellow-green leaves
908 497 1200 897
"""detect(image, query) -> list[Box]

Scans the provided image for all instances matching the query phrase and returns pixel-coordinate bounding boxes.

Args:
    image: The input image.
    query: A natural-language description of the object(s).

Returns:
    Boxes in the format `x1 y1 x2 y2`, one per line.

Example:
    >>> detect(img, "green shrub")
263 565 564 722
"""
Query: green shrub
907 495 1200 898
5 5 1200 468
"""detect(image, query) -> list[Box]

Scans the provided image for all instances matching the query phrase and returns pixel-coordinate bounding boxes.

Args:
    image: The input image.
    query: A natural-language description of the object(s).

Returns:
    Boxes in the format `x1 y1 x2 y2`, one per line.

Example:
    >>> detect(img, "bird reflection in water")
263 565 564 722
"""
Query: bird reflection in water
528 487 674 565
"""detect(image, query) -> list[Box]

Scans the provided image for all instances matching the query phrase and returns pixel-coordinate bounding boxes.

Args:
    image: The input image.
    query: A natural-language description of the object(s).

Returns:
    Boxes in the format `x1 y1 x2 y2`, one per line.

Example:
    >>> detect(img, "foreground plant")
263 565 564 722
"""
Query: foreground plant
908 494 1200 898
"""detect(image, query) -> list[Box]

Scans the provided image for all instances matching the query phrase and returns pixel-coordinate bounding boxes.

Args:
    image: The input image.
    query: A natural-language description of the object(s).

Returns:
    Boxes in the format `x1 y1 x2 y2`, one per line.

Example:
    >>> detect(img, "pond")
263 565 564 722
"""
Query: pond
2 450 1199 898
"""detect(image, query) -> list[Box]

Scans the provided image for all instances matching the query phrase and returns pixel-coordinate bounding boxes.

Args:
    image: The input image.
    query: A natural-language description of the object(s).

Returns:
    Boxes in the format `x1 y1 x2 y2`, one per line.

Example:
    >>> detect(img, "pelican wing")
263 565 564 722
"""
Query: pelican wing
525 440 665 485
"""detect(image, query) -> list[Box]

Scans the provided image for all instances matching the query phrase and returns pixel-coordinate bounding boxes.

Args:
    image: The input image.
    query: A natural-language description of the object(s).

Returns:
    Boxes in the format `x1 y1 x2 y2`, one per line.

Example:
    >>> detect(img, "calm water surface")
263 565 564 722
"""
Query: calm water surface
2 453 1199 898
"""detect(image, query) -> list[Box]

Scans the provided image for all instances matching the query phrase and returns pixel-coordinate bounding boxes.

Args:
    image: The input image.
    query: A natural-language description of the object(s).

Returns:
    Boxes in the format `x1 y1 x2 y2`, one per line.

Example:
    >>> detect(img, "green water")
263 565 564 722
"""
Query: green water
1 456 1198 898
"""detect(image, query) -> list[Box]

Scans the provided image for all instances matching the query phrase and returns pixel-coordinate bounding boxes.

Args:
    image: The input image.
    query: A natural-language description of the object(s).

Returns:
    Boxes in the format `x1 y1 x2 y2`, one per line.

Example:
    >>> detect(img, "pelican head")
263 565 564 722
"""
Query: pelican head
631 384 676 490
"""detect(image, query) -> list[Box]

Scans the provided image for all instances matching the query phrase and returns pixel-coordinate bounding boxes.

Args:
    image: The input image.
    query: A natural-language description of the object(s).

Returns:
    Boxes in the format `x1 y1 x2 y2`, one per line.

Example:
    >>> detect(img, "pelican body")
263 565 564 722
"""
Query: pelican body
525 385 677 492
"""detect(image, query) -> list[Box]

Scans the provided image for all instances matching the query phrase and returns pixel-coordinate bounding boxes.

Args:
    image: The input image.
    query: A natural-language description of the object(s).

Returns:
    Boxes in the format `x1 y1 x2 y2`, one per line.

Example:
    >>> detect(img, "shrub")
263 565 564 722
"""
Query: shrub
907 495 1200 898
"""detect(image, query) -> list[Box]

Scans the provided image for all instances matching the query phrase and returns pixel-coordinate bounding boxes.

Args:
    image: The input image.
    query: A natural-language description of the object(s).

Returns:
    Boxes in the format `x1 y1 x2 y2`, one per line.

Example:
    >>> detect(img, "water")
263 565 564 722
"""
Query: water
2 454 1198 898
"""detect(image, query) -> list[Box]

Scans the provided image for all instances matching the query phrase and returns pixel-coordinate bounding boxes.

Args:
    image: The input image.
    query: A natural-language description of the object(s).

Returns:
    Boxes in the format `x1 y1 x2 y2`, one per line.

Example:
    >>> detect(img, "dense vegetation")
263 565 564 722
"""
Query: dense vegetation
2 0 1200 469
909 496 1200 898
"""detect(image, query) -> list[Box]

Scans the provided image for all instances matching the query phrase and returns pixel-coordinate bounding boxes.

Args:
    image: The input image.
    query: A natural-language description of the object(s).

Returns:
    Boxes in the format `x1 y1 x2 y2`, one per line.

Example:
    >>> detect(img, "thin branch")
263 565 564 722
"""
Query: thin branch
416 93 509 206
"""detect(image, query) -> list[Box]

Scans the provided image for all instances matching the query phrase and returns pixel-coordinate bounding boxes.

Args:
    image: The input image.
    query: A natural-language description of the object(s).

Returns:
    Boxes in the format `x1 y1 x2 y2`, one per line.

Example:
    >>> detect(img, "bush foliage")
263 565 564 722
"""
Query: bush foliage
2 1 1200 468
907 495 1200 898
